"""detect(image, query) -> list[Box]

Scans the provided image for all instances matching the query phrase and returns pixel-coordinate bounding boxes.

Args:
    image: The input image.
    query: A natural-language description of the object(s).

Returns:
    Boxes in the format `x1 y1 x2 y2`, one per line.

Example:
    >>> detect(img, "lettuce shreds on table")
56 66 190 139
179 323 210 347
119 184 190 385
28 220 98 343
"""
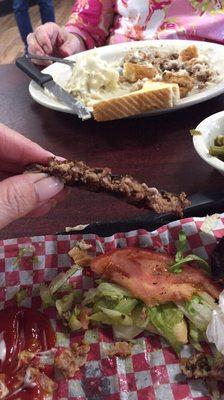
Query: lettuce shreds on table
13 245 39 269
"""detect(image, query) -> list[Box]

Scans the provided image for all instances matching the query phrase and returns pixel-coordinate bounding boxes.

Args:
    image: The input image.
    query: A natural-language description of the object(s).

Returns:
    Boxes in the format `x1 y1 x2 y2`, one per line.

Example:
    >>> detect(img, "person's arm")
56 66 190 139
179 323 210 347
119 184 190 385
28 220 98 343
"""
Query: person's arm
65 0 115 49
0 123 67 229
27 1 115 63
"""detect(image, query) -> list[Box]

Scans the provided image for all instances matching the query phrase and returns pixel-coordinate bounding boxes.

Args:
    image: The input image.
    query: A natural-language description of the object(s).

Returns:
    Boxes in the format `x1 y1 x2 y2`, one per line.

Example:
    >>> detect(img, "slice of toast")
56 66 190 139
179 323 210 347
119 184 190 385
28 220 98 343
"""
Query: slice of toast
92 81 180 122
123 61 157 82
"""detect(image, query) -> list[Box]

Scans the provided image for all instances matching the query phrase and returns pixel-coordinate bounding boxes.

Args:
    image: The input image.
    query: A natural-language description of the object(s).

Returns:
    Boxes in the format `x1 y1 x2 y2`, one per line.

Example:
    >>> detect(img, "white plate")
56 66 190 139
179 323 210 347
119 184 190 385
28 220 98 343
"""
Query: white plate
29 39 224 118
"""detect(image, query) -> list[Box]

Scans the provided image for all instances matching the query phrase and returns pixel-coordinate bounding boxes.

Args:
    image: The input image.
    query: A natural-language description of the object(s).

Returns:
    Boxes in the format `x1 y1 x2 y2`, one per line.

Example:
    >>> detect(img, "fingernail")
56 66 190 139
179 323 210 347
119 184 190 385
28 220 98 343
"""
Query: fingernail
34 176 64 202
28 173 48 182
55 155 66 161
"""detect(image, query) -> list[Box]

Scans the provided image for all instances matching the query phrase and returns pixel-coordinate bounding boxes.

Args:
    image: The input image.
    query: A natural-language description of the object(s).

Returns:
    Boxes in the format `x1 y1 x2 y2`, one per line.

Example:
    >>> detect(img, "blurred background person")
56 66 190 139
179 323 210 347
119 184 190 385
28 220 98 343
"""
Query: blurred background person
27 0 224 61
13 0 55 52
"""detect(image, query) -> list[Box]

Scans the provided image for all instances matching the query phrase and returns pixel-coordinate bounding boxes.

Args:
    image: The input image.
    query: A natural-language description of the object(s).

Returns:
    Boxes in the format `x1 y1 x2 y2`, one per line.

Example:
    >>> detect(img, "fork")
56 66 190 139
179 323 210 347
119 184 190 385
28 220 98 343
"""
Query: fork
26 53 76 67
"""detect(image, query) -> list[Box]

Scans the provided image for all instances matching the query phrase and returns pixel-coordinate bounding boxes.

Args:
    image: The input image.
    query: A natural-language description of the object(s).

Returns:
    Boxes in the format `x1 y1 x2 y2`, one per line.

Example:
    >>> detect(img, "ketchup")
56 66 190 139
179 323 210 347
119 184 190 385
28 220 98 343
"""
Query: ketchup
4 375 45 400
0 307 56 400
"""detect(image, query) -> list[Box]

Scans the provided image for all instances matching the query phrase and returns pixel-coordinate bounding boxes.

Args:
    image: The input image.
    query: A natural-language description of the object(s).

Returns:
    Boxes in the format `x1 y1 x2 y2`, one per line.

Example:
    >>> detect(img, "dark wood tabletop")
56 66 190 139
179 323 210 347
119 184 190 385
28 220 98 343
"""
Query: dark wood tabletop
1 63 224 239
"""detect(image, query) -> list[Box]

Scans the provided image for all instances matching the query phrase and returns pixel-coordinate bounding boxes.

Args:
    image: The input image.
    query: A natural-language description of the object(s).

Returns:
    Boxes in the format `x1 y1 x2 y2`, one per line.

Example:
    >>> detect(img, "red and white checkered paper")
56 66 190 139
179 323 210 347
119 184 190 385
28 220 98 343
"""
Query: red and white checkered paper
1 214 224 400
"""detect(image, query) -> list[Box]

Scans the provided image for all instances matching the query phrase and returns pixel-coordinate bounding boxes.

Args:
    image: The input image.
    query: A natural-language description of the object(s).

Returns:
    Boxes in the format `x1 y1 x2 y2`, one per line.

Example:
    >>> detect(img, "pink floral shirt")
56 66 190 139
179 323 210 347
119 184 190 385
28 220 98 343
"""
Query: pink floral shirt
66 0 224 49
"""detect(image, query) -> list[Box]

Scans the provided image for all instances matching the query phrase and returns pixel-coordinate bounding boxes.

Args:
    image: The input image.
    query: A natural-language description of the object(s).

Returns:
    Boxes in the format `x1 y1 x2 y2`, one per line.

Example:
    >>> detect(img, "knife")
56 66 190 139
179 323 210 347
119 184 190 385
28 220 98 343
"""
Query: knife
16 56 91 120
59 189 224 236
26 53 76 67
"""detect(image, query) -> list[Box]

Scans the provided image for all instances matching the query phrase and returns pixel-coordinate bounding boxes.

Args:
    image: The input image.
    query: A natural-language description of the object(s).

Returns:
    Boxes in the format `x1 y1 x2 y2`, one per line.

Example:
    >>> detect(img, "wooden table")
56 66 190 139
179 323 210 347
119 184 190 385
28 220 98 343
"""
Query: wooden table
1 64 224 239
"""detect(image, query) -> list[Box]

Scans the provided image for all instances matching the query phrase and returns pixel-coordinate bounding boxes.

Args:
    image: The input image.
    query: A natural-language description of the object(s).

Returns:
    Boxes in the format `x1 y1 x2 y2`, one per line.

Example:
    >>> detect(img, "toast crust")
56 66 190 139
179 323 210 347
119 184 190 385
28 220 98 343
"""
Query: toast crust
92 82 180 121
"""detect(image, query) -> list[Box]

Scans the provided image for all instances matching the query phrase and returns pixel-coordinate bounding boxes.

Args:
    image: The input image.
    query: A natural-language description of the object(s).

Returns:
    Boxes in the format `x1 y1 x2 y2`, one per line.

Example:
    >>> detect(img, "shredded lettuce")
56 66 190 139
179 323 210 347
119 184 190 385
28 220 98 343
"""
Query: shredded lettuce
39 284 55 308
83 283 188 350
55 293 76 317
84 282 138 328
188 321 203 351
176 293 217 332
92 298 117 313
84 282 148 337
148 303 186 353
170 254 210 274
49 265 80 294
68 307 82 331
170 231 210 274
115 298 138 314
175 230 187 261
113 325 143 340
15 288 28 306
13 245 39 269
56 283 74 294
96 282 132 299
90 307 133 326
83 282 132 306
131 305 151 329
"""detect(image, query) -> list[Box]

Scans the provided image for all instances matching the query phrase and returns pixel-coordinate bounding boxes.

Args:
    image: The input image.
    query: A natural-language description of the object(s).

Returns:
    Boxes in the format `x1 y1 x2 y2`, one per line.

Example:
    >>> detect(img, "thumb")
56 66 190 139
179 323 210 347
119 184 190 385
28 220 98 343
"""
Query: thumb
0 173 64 229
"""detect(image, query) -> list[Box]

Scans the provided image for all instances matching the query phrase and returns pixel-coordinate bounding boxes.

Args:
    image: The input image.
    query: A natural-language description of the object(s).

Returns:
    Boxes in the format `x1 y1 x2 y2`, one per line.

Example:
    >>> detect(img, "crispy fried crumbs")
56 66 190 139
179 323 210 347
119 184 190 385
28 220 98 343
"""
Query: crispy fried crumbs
55 343 90 378
105 342 132 358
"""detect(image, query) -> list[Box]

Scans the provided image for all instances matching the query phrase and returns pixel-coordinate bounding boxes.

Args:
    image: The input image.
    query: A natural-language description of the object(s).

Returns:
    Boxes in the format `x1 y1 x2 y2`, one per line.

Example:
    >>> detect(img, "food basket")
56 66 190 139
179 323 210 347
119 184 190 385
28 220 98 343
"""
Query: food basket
1 214 224 399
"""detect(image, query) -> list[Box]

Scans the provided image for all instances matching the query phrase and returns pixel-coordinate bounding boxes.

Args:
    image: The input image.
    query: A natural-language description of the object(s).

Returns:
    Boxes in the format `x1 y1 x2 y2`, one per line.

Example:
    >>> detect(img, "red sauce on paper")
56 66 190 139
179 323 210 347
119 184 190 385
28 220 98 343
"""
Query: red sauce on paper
4 376 45 400
0 307 55 400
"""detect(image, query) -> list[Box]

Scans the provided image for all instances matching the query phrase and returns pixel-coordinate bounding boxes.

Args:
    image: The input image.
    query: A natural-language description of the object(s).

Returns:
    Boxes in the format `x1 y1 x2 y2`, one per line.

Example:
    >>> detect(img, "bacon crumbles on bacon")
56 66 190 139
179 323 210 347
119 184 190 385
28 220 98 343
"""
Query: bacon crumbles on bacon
27 158 190 216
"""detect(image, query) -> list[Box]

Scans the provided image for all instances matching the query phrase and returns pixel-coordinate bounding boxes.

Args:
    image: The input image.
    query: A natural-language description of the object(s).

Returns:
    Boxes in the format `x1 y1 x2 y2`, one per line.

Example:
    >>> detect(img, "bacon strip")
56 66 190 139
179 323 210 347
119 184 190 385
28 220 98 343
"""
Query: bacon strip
90 248 220 306
27 158 189 215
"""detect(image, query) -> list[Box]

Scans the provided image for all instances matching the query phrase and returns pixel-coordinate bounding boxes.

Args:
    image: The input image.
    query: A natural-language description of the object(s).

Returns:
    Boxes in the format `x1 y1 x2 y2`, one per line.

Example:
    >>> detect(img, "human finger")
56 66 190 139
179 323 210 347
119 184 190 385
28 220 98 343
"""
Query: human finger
34 25 54 55
0 123 53 170
28 187 70 217
27 33 46 57
58 32 84 57
0 173 64 229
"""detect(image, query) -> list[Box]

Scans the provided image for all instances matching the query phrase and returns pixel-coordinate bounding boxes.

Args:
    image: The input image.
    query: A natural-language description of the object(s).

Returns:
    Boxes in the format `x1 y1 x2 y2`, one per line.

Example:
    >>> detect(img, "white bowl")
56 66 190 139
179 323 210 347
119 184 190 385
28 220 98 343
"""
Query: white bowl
193 110 224 176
